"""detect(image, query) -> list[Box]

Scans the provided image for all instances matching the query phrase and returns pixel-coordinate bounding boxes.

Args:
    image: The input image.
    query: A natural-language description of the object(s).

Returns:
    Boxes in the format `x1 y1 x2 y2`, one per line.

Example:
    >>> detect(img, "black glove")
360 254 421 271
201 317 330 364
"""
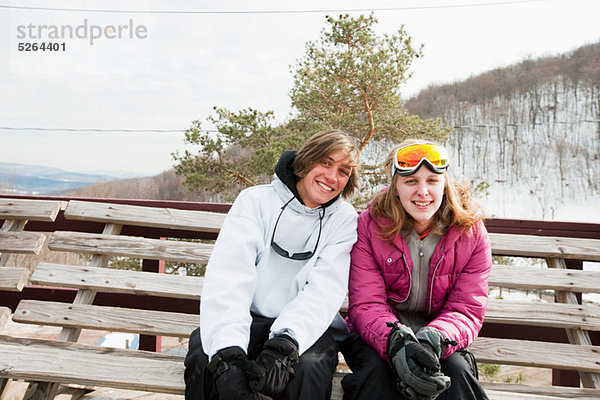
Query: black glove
387 322 451 400
255 334 299 397
207 346 267 400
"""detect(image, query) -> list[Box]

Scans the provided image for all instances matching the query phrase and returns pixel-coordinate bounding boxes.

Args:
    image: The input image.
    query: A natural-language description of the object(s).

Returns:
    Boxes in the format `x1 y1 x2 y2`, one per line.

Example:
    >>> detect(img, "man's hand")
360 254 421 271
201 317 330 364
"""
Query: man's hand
207 346 267 400
255 334 299 397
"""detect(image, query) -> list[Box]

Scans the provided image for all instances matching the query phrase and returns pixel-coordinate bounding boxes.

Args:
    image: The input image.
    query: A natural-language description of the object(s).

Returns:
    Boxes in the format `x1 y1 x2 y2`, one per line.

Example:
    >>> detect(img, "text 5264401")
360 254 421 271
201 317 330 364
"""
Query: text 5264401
18 42 66 52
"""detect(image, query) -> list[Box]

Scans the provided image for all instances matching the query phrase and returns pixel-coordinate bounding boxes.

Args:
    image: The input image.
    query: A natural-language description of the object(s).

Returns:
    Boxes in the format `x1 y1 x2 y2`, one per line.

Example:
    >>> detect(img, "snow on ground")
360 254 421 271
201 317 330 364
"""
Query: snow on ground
488 287 547 303
97 333 139 350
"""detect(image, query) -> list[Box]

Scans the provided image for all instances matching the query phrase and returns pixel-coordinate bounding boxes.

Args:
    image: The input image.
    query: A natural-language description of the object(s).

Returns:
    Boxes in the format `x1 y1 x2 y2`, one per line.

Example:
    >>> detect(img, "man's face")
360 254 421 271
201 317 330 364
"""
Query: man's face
296 149 352 208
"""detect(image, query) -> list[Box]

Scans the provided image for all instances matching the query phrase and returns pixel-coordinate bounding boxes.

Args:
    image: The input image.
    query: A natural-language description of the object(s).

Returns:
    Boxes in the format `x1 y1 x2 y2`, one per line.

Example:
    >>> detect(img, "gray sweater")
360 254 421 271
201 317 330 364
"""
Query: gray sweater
394 229 441 331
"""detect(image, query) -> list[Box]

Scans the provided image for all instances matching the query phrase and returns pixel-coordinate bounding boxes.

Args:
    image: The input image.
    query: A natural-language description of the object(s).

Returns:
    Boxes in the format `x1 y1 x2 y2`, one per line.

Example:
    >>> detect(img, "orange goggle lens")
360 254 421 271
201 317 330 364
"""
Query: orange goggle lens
394 143 449 175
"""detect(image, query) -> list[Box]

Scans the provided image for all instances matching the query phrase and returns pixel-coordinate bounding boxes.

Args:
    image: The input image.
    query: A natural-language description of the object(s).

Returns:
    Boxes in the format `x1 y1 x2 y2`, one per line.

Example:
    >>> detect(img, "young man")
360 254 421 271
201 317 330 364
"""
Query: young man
185 130 360 400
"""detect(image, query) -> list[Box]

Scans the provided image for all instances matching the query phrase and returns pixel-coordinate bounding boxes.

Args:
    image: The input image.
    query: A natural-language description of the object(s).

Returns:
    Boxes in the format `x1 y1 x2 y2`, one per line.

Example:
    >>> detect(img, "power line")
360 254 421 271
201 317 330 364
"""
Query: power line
0 127 188 133
453 119 600 129
0 1 546 14
0 120 598 134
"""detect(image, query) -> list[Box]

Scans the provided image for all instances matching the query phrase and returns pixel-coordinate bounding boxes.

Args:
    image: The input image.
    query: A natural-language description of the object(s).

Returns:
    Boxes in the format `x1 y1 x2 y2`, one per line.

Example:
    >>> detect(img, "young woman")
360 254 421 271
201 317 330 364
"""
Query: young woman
185 130 360 400
342 140 491 400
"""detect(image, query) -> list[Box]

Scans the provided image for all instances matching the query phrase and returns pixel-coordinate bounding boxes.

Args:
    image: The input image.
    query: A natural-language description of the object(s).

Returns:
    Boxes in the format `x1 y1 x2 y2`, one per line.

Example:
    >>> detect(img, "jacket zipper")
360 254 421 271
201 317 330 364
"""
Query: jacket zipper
428 255 444 314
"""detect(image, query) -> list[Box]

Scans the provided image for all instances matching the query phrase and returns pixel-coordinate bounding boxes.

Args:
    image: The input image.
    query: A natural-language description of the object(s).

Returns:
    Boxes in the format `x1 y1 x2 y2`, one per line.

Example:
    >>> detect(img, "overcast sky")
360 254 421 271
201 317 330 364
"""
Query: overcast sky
1 0 599 177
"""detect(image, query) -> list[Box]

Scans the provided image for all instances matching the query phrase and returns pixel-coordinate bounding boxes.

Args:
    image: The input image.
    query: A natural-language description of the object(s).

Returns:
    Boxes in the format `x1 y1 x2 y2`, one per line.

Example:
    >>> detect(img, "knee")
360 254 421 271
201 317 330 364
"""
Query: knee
296 349 338 376
441 351 478 384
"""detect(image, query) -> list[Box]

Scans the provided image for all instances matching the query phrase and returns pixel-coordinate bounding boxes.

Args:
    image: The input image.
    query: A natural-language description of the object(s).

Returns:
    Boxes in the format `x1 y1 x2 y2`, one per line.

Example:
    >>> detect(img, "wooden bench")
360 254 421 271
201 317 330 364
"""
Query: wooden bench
0 198 599 399
0 198 62 292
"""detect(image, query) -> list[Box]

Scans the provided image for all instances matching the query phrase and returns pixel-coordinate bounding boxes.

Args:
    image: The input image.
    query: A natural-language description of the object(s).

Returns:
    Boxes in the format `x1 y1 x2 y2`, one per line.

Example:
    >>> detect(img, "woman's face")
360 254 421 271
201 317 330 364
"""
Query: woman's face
395 167 445 234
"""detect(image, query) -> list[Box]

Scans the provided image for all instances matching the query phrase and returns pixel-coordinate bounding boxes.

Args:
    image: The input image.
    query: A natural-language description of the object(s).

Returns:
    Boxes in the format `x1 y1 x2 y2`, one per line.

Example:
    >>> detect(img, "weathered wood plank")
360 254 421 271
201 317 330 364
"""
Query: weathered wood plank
340 297 600 331
13 300 198 338
482 382 600 399
0 231 46 254
49 231 213 263
470 337 600 373
64 200 225 233
546 257 600 388
0 199 62 222
0 335 185 394
30 263 202 300
34 224 125 398
0 220 27 266
339 264 600 313
483 389 596 400
484 299 600 331
56 222 122 347
488 265 600 293
0 307 10 328
489 233 600 261
331 374 600 399
0 267 29 291
14 300 600 341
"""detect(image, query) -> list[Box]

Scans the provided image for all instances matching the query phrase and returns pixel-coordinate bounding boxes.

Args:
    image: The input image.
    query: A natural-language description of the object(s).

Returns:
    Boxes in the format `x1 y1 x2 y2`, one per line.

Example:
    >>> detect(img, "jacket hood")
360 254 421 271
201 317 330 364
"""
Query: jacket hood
274 150 340 209
274 150 301 199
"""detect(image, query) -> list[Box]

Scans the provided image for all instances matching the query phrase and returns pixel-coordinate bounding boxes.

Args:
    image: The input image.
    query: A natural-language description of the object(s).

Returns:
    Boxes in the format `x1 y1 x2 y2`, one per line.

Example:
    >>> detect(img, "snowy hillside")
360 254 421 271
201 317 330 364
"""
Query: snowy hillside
406 42 600 223
448 79 599 222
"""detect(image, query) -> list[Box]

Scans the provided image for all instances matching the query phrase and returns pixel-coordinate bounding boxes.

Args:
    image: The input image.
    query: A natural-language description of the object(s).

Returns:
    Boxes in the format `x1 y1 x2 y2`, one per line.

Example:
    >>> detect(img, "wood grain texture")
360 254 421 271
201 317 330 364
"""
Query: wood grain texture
0 267 29 291
488 264 600 293
489 233 600 261
546 257 600 388
482 382 600 399
13 300 198 337
30 263 202 299
0 231 46 254
14 298 600 339
484 299 600 331
64 200 225 233
470 337 600 373
48 231 213 263
35 224 125 398
331 374 600 400
0 307 10 328
0 335 185 394
0 198 62 221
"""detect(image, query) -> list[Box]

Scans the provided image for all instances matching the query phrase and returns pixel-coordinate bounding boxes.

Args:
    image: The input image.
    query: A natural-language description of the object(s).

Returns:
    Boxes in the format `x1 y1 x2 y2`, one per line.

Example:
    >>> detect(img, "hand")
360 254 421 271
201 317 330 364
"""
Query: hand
415 326 456 360
387 323 451 399
207 346 267 400
256 334 299 397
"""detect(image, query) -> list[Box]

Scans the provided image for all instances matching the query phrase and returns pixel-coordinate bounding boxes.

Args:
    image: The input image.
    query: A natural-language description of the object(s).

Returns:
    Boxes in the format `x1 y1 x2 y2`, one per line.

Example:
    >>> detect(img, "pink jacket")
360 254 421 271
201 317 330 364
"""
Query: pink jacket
347 207 492 360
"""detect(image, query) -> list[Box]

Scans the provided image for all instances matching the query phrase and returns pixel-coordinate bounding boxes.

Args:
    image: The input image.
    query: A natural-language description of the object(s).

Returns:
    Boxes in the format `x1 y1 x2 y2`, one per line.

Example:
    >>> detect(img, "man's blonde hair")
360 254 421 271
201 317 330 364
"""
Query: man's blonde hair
292 129 360 199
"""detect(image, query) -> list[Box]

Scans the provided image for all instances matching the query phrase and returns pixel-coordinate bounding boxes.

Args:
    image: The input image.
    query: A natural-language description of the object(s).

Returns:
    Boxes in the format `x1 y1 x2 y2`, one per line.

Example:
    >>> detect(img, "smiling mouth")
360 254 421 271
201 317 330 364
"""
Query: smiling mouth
317 181 334 191
414 201 432 207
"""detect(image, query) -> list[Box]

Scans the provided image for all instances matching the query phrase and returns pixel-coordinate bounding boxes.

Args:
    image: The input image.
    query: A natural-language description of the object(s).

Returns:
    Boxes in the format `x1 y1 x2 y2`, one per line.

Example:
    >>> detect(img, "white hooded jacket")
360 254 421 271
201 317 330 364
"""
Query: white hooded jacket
200 152 358 358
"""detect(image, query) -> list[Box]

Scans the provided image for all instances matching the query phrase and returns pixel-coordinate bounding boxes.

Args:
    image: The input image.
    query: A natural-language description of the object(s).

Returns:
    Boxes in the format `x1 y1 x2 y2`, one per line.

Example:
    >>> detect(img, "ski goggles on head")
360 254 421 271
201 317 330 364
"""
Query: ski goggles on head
392 142 449 176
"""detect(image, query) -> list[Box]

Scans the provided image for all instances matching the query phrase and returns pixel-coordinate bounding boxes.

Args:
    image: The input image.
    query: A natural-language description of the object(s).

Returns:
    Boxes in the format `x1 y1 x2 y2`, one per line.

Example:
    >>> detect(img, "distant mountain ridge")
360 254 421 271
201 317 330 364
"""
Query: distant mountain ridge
0 161 124 194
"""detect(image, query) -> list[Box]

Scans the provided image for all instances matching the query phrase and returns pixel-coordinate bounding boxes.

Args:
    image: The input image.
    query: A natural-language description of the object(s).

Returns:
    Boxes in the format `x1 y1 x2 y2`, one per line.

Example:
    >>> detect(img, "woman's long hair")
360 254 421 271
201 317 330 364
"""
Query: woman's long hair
370 141 484 241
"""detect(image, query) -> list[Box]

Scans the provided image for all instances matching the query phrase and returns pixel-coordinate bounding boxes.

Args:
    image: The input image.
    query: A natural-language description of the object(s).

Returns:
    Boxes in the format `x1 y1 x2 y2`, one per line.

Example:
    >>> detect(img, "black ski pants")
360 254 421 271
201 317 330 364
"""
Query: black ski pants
184 315 339 400
340 332 489 400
